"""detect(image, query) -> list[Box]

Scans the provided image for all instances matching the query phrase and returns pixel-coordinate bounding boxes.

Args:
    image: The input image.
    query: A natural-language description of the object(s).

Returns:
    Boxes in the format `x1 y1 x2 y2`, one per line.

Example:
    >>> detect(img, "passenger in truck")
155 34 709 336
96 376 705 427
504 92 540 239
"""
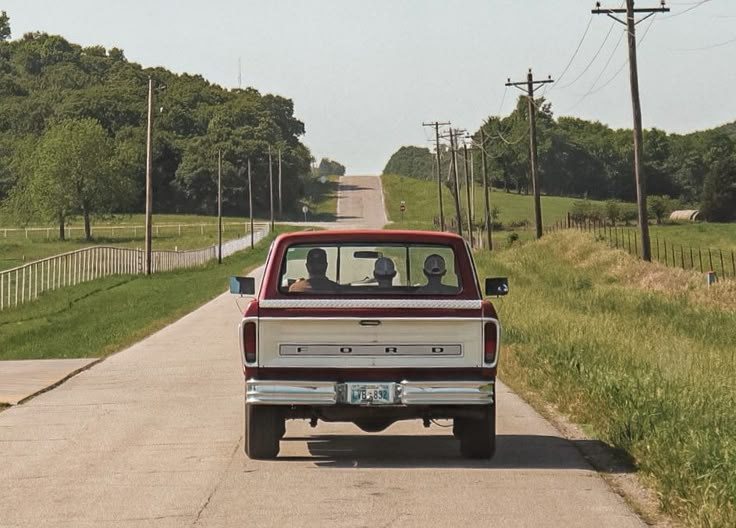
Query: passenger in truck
418 254 458 294
373 257 397 289
288 248 340 292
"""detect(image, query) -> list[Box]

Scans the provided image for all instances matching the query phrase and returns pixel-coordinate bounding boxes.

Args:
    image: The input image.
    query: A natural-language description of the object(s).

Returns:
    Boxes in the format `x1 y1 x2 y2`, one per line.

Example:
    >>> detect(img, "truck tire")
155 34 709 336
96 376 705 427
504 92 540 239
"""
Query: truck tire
244 404 283 459
459 405 496 459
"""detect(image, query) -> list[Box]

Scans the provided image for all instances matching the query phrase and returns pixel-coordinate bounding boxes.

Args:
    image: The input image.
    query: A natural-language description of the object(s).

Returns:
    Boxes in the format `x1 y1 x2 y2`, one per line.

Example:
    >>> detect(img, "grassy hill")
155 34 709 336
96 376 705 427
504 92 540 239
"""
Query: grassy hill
382 173 603 236
478 230 736 527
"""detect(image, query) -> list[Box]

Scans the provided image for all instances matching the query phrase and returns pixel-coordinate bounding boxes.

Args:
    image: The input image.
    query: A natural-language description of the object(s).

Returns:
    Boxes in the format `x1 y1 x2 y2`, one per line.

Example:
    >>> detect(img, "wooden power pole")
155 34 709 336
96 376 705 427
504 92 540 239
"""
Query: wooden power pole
268 146 274 231
144 77 154 275
278 147 283 219
423 121 450 231
462 139 474 248
593 0 668 261
506 69 553 239
479 127 493 251
217 149 222 264
248 158 254 249
448 129 464 238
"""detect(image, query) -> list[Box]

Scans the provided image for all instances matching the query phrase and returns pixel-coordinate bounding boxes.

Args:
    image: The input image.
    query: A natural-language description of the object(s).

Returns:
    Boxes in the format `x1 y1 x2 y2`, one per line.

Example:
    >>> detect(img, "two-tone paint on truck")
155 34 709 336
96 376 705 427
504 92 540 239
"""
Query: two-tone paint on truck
230 230 508 460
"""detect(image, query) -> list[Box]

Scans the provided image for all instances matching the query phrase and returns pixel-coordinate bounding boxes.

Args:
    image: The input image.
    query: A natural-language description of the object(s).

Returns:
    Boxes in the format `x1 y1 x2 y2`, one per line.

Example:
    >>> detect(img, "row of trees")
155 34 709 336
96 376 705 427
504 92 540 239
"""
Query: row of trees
0 15 319 239
317 157 346 177
383 96 736 222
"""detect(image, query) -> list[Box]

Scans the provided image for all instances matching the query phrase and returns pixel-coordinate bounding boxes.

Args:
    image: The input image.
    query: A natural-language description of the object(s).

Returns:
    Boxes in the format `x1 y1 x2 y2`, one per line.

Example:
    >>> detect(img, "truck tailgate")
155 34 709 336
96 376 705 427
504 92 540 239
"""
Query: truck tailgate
256 317 483 369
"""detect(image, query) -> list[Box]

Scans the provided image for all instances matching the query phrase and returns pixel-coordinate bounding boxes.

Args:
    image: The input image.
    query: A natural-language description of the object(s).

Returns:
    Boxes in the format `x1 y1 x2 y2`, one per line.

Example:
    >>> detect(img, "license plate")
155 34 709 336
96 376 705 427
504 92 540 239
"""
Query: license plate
348 383 395 405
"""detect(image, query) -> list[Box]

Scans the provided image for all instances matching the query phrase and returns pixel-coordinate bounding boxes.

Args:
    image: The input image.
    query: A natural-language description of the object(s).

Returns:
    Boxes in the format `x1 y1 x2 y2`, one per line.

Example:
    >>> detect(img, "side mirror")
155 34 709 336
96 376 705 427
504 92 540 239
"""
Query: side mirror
229 276 256 295
485 277 509 297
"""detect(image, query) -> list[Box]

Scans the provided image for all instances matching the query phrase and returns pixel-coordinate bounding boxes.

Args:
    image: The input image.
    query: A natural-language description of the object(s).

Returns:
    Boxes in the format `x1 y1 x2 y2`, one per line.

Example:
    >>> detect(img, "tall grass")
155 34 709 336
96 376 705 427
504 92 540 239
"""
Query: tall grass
477 231 736 527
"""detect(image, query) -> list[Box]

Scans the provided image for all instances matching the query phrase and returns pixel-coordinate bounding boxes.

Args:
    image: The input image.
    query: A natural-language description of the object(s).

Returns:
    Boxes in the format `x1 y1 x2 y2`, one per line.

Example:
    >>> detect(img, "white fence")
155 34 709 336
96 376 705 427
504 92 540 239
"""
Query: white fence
1 221 257 240
0 224 269 312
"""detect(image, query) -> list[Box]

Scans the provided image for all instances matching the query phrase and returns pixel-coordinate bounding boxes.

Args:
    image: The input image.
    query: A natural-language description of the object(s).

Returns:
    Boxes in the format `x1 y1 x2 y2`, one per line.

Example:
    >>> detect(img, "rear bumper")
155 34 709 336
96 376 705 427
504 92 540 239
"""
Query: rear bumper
246 379 494 406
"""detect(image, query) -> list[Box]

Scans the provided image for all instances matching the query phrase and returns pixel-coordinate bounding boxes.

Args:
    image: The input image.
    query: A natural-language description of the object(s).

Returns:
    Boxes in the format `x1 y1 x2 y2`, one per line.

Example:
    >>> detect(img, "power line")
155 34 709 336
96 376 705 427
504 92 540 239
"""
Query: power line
549 15 595 89
557 20 617 90
676 35 736 51
661 0 713 19
564 14 657 112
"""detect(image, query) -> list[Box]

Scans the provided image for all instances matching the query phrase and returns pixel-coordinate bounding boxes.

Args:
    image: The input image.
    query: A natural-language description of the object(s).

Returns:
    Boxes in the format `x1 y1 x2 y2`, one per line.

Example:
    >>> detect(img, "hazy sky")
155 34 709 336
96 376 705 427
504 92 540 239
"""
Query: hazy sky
4 1 736 173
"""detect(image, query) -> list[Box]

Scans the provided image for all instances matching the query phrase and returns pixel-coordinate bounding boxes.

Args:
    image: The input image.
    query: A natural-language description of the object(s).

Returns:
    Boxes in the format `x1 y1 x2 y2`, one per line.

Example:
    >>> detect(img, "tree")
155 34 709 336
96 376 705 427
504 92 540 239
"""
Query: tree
383 146 434 180
318 158 345 177
0 11 10 41
11 118 134 240
648 195 678 225
701 156 736 222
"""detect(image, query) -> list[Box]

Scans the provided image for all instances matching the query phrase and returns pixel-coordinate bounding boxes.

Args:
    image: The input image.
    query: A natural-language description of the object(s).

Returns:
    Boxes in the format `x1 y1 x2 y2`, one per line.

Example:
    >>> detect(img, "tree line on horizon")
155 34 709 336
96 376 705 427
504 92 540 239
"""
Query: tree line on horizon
0 13 326 239
384 96 736 222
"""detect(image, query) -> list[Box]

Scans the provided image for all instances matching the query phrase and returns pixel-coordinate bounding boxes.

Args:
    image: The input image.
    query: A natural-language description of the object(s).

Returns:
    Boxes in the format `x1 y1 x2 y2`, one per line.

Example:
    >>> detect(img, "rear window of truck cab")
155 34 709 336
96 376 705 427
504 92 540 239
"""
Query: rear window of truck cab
279 243 462 295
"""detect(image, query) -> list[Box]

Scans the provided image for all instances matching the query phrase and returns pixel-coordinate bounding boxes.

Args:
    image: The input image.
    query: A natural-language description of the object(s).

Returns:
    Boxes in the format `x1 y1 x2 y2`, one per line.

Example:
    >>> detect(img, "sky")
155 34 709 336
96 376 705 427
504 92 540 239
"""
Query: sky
4 0 736 174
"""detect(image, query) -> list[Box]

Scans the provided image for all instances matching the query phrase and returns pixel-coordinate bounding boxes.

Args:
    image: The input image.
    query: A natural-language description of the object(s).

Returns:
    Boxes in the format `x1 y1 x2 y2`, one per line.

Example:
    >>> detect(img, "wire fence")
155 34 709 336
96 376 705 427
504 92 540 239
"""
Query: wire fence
0 223 269 312
545 216 736 281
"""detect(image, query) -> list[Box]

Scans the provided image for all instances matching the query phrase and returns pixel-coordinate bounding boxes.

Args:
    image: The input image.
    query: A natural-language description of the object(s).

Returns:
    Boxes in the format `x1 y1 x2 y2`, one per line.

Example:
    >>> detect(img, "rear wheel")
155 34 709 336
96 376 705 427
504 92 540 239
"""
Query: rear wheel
244 404 284 459
458 405 496 459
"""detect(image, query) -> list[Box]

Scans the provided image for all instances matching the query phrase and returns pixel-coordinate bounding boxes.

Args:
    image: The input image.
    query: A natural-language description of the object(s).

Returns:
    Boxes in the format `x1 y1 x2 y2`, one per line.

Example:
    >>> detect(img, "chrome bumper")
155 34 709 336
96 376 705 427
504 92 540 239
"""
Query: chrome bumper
246 379 494 406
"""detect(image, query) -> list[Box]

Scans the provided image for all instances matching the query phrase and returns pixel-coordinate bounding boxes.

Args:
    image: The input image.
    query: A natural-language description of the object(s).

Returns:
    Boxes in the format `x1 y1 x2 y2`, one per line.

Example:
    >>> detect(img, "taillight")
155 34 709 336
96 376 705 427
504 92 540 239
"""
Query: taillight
243 322 257 363
484 321 498 364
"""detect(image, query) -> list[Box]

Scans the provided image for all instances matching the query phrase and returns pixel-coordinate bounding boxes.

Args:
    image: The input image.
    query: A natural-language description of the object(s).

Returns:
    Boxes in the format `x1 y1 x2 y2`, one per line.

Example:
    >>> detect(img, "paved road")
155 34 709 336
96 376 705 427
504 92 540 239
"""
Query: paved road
0 176 644 527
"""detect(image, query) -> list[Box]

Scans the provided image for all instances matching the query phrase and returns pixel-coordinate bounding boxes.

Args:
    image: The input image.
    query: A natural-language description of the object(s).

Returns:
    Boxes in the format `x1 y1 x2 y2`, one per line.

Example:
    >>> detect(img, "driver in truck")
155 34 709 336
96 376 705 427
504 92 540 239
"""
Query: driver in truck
373 257 397 289
288 248 340 293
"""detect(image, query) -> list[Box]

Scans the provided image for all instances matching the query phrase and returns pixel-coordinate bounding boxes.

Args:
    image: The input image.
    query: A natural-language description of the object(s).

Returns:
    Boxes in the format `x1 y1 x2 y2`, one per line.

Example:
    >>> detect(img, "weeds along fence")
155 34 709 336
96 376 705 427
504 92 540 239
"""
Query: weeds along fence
545 217 736 281
0 224 269 311
0 221 255 241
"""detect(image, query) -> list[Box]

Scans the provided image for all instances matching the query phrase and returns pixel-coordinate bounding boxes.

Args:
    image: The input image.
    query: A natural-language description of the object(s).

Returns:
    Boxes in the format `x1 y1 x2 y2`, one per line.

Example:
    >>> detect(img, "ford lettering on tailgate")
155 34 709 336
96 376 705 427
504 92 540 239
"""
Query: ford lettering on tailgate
279 344 462 356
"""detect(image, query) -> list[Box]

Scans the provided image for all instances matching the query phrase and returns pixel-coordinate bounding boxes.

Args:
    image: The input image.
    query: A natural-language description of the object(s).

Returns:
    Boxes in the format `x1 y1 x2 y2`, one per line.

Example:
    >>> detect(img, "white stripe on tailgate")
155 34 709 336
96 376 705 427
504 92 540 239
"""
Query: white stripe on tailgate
259 299 482 309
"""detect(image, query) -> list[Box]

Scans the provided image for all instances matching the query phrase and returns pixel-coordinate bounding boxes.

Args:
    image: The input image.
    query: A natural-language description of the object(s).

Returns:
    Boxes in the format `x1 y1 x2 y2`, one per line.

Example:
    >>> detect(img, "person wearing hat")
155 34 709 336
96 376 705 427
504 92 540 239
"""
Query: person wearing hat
373 257 397 289
289 248 340 292
419 253 458 294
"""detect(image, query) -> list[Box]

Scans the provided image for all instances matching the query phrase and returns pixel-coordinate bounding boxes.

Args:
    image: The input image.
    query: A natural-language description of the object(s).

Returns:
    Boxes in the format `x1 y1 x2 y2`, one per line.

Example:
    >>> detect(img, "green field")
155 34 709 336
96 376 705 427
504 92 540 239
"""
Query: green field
382 174 598 231
650 223 736 253
0 227 296 361
478 231 736 527
0 214 261 272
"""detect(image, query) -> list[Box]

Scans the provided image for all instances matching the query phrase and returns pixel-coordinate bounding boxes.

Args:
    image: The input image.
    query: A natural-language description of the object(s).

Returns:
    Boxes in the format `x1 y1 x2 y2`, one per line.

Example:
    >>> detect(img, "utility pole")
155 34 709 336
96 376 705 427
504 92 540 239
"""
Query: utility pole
479 128 493 251
423 121 450 231
144 77 154 275
448 129 464 238
506 69 554 239
278 147 283 219
268 146 274 231
462 139 474 248
593 1 668 262
248 159 254 249
217 149 222 264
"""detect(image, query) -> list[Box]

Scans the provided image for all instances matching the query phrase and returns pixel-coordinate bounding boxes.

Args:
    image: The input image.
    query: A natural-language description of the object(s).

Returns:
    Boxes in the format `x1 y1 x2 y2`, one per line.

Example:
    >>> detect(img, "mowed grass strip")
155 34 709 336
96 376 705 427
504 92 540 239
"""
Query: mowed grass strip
0 228 288 361
476 231 736 527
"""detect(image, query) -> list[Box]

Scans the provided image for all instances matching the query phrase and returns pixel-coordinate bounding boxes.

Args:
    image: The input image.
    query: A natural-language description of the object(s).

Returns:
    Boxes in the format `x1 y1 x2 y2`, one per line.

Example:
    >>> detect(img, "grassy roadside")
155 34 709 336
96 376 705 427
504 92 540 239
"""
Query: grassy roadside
0 227 292 361
477 231 736 527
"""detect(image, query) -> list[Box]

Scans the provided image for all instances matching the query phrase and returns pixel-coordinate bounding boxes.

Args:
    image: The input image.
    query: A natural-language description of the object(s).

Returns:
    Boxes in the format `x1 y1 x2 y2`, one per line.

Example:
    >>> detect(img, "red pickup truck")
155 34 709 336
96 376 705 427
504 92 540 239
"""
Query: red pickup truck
230 230 508 459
